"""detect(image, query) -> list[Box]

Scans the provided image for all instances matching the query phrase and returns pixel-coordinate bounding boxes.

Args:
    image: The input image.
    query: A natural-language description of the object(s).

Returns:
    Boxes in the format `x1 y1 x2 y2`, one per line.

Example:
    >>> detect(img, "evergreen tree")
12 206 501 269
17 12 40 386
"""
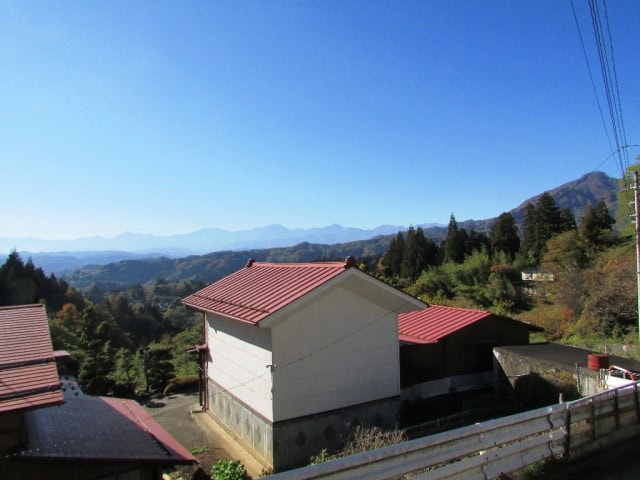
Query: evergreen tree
466 229 490 256
0 251 68 309
401 227 418 280
520 193 573 265
78 306 115 395
382 231 406 276
443 214 465 263
143 346 175 393
580 199 616 250
490 212 520 260
559 208 577 232
415 227 438 273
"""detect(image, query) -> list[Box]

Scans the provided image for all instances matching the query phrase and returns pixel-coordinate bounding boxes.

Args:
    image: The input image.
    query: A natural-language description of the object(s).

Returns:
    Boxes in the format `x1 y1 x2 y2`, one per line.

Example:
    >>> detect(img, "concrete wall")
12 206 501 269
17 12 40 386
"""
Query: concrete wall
205 313 273 421
207 378 273 467
271 395 400 470
270 274 402 422
207 376 400 471
401 371 495 401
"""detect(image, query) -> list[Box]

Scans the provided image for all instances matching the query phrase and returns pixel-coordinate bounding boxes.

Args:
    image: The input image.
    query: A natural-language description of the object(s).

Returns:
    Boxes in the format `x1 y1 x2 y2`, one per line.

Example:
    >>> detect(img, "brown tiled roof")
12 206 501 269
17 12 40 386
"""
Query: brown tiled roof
20 381 196 464
0 304 63 413
182 260 351 324
398 305 492 344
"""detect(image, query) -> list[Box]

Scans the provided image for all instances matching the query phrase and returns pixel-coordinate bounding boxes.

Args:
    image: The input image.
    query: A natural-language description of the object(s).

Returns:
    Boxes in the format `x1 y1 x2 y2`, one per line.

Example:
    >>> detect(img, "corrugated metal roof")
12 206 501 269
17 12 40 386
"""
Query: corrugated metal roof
20 380 195 464
398 305 492 344
0 304 63 413
182 261 351 323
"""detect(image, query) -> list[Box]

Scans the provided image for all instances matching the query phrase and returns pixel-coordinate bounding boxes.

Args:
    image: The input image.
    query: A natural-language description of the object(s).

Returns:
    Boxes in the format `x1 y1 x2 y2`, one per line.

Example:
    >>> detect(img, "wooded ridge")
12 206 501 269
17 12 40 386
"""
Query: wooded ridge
60 171 619 290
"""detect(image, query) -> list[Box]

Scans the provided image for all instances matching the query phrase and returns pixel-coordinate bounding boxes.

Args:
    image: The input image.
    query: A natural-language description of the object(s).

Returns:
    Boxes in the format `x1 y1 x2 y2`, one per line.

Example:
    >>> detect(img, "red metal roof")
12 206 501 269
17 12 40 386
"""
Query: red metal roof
20 380 196 464
182 260 352 324
398 305 492 344
0 304 63 413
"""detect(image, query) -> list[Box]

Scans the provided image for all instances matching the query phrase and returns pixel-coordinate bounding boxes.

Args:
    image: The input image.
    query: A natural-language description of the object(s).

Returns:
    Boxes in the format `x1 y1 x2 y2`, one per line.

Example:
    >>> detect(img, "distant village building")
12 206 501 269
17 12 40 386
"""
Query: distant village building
0 304 195 480
182 257 425 470
521 268 555 282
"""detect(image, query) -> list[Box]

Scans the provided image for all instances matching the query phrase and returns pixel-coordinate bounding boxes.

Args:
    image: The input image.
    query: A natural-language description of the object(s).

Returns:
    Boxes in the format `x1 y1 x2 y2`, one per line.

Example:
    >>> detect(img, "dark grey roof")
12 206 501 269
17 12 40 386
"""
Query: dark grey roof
19 379 195 464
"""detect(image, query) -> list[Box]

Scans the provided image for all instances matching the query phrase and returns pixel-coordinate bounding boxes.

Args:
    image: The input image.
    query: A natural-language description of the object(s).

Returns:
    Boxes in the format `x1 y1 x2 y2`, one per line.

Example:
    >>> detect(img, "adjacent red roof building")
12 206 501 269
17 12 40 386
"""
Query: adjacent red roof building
398 305 533 392
0 304 63 413
398 305 492 344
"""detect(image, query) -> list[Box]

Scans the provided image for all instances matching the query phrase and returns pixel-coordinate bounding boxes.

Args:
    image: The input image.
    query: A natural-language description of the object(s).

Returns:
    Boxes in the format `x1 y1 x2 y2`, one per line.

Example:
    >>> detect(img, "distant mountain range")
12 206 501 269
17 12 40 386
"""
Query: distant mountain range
2 171 619 277
1 223 445 259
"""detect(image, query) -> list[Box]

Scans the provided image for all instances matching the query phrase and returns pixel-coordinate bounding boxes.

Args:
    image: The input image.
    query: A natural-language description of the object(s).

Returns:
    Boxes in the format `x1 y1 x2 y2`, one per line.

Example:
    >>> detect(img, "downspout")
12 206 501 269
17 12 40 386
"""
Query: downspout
203 312 209 411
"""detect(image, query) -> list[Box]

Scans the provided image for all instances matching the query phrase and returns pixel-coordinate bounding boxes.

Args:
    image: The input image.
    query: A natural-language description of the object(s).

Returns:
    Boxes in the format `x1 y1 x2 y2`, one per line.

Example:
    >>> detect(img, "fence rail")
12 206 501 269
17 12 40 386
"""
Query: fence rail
266 382 640 480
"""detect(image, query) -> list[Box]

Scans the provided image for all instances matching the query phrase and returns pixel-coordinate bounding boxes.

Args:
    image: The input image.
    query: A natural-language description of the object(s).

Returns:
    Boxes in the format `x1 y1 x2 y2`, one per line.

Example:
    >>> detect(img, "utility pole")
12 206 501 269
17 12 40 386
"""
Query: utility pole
634 171 640 342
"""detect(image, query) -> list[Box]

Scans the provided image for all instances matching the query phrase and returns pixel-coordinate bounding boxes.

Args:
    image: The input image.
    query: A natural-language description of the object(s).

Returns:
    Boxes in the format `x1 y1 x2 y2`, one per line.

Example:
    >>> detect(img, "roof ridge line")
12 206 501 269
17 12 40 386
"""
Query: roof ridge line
0 304 44 311
189 292 271 314
252 262 344 267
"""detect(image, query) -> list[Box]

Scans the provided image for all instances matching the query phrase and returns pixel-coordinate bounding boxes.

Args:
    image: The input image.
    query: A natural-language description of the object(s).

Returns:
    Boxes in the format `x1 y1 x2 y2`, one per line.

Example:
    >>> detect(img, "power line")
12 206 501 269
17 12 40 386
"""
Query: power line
588 0 629 180
570 0 614 157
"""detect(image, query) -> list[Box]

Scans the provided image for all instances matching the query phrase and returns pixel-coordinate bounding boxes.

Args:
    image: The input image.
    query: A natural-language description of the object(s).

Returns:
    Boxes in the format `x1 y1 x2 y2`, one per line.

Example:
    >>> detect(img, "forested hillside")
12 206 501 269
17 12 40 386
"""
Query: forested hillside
63 237 393 290
0 251 202 397
0 167 633 401
375 162 638 343
61 171 619 291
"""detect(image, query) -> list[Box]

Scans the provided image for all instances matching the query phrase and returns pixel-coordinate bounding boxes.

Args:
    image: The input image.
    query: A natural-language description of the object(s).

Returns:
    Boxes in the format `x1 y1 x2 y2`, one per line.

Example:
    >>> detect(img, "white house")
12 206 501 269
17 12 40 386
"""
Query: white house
182 257 425 470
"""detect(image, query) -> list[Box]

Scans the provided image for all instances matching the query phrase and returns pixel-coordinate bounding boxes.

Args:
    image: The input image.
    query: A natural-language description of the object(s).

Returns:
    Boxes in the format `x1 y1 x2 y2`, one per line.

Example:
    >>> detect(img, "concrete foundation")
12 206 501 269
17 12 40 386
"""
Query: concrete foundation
207 378 400 471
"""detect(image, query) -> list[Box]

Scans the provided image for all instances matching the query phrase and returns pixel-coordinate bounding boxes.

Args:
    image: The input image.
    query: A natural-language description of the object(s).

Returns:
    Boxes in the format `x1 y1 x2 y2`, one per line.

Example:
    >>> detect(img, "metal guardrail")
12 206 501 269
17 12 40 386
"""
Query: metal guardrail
265 381 640 480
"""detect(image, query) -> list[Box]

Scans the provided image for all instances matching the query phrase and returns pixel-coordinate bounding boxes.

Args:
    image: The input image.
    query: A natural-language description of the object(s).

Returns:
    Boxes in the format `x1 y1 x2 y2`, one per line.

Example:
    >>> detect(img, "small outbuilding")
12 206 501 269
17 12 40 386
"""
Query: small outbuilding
399 305 534 399
182 257 425 470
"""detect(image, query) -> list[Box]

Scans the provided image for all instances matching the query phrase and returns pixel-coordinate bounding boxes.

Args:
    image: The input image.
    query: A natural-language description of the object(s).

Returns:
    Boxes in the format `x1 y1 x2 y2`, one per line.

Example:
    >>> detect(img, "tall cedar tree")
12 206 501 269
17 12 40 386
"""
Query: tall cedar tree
385 231 405 276
580 199 616 248
415 227 439 273
78 306 115 395
521 193 575 265
443 214 466 263
0 251 68 310
466 229 490 256
490 212 520 260
401 227 418 279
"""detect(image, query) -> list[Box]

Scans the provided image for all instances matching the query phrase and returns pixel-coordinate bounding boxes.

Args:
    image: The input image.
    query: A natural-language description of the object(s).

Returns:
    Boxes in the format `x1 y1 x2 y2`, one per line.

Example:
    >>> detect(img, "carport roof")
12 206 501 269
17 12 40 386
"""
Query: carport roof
398 305 492 344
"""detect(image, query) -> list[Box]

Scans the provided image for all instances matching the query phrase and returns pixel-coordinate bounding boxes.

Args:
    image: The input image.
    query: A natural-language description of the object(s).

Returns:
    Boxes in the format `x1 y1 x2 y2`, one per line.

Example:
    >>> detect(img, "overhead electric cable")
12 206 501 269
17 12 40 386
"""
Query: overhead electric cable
588 0 629 180
570 0 614 156
602 0 630 172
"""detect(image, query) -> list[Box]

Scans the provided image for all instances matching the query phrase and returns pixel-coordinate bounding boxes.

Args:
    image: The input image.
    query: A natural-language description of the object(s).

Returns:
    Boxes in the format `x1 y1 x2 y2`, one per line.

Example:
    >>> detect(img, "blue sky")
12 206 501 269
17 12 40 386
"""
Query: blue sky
2 1 639 239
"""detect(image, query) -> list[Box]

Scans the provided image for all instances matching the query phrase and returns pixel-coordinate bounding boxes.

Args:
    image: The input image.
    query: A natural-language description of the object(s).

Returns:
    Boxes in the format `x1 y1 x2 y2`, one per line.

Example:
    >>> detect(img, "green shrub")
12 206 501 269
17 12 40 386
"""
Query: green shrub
309 448 337 465
308 425 405 466
211 459 248 480
163 375 199 395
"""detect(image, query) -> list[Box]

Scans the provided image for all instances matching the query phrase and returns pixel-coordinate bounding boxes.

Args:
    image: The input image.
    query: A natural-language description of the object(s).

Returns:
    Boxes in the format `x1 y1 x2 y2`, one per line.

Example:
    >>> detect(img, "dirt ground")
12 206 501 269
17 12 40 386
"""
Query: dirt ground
142 391 263 479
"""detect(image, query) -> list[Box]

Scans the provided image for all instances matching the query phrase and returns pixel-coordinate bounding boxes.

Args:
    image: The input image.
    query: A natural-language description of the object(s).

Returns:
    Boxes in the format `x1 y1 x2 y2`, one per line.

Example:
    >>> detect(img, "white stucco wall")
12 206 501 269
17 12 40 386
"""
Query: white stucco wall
205 313 274 421
269 274 411 422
